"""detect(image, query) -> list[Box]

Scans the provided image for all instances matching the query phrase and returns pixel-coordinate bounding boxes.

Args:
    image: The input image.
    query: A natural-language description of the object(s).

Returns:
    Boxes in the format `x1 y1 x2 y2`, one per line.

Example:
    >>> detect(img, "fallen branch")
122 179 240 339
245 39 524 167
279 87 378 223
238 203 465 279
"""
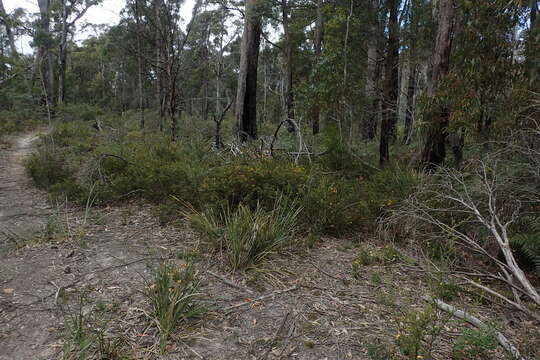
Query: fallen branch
206 270 254 294
423 296 526 360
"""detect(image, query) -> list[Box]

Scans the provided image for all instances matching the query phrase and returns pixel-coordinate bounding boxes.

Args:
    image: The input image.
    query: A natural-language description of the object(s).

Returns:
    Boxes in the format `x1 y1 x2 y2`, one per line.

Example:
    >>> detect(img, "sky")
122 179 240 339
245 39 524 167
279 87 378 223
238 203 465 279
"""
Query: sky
3 0 196 53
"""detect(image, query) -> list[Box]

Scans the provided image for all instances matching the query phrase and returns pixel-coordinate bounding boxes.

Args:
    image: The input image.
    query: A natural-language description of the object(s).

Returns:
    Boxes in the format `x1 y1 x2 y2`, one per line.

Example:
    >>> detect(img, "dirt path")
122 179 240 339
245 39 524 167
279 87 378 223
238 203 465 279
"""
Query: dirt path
0 131 51 246
0 132 164 359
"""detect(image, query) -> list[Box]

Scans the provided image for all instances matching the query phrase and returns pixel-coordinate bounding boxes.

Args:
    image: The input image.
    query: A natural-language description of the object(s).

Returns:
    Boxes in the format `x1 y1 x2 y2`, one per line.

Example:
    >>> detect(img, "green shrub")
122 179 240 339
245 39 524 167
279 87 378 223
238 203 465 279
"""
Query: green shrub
396 306 446 359
431 278 460 302
352 245 404 278
364 166 421 219
300 176 368 234
366 341 395 360
26 148 74 189
49 121 94 150
149 262 204 353
188 196 302 270
201 158 308 211
58 103 104 122
511 216 540 275
452 325 498 360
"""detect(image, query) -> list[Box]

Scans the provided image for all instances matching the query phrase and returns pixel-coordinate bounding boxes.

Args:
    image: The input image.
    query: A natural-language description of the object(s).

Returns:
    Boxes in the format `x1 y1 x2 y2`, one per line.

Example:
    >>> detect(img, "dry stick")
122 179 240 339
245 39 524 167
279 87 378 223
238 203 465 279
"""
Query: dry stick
462 277 540 321
423 296 526 360
259 312 290 360
307 260 344 281
206 270 254 294
225 286 298 313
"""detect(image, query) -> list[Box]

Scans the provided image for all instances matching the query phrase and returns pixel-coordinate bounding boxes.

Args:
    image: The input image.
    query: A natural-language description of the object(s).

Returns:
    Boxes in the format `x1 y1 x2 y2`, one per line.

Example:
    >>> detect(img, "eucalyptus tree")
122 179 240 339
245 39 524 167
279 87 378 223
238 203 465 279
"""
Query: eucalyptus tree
420 0 455 169
236 0 262 141
0 0 18 57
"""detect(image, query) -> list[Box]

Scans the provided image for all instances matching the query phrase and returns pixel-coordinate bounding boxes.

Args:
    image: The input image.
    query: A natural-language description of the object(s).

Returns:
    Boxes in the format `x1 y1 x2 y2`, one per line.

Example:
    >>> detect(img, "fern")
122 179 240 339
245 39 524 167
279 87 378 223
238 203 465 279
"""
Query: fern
510 217 540 275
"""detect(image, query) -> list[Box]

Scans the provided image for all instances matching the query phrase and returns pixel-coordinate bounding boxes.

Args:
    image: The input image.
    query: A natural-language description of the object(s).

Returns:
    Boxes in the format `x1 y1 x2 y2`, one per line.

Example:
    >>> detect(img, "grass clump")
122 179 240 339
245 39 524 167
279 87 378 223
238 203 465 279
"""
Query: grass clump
149 262 204 353
188 196 302 270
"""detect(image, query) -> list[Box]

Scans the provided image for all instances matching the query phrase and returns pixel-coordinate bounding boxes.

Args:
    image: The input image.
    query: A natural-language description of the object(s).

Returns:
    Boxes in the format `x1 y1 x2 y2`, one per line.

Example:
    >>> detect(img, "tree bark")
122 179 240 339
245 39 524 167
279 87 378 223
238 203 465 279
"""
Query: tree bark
37 0 55 111
282 0 295 132
404 61 416 144
311 0 324 135
420 0 455 170
379 0 400 166
0 0 18 58
363 0 380 140
58 0 68 105
236 0 262 141
134 0 145 129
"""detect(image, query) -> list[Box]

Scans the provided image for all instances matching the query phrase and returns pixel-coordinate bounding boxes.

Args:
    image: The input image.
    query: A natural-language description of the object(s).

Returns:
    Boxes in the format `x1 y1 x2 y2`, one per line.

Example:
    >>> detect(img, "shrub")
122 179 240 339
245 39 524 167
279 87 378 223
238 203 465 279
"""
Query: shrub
352 245 404 278
201 158 308 211
452 325 498 360
26 148 74 190
511 216 540 275
188 196 302 270
49 121 94 152
300 175 368 234
149 262 203 353
395 306 446 359
364 166 421 221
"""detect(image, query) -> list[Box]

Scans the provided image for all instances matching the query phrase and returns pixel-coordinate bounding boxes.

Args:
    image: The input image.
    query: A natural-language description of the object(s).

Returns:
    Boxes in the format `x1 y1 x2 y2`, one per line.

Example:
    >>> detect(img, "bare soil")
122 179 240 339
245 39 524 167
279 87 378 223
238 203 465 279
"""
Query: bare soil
0 132 538 360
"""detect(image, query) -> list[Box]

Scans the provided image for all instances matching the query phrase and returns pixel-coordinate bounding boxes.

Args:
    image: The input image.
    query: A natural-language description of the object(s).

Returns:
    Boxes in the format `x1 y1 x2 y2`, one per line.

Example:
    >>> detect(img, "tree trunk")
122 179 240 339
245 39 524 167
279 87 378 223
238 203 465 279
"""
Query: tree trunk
420 0 455 170
404 61 416 144
0 0 18 58
282 0 295 132
37 0 55 111
236 0 262 141
364 0 380 140
134 0 145 129
311 0 324 135
379 0 400 166
58 0 68 106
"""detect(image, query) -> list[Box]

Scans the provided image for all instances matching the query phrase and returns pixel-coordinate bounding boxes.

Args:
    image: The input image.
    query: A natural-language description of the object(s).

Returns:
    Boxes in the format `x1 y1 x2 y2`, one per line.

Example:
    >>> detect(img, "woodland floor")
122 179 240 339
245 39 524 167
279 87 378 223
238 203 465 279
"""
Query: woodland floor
0 131 538 360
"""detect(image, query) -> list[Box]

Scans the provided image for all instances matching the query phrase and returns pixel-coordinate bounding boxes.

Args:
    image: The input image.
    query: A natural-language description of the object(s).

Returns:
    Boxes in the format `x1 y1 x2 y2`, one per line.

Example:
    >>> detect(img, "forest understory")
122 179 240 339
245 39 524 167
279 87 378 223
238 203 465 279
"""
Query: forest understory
1 0 540 359
0 119 538 360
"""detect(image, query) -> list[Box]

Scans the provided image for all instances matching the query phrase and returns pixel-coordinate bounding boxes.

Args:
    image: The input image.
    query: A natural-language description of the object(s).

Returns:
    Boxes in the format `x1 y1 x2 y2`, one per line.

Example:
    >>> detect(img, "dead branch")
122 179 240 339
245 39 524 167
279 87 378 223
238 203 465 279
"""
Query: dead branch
206 270 254 294
423 296 526 360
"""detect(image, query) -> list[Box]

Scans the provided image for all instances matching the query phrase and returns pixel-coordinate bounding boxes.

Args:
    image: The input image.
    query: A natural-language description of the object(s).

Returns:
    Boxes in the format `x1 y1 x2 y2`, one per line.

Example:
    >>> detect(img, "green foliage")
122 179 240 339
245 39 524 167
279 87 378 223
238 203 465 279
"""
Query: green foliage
451 325 498 360
26 147 73 189
366 341 396 360
352 245 404 278
430 278 460 302
300 175 368 234
57 103 105 122
49 121 94 150
364 166 421 218
395 306 446 359
511 217 540 275
62 295 129 360
188 196 301 270
201 158 309 210
149 262 204 353
29 119 420 237
318 122 374 177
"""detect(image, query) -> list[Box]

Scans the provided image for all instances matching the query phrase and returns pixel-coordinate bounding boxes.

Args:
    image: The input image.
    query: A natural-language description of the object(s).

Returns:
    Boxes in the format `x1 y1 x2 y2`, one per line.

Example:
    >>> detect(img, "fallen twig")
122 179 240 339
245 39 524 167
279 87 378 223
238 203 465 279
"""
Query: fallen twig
225 286 298 313
423 296 527 360
206 270 254 294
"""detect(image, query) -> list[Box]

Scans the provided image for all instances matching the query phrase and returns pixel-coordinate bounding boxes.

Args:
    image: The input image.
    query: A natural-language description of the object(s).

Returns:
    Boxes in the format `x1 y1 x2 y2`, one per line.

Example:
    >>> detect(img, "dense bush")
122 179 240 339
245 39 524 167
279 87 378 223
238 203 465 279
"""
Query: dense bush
27 120 421 238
